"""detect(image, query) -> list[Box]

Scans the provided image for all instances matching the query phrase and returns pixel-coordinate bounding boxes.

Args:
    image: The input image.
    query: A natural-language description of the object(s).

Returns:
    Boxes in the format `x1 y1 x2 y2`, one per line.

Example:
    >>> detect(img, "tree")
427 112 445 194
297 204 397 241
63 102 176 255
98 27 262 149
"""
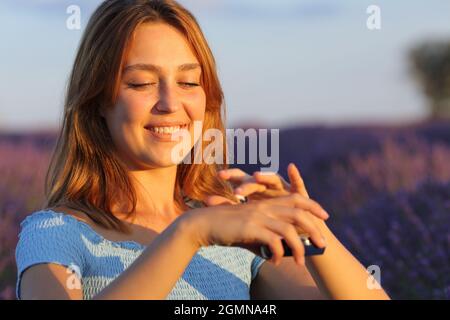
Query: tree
410 40 450 120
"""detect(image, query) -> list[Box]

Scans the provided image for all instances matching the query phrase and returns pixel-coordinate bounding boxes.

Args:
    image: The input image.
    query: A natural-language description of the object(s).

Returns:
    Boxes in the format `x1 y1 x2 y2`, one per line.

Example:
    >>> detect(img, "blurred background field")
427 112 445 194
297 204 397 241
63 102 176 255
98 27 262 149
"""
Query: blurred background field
0 0 449 300
1 121 449 299
240 120 450 299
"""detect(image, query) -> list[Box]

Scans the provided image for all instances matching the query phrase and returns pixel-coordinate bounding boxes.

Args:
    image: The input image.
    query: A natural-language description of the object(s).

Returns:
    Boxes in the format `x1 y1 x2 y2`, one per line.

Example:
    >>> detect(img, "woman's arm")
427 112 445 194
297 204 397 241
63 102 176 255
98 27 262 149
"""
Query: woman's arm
251 257 327 300
93 217 198 299
250 219 390 300
304 219 390 300
216 165 391 300
20 216 199 300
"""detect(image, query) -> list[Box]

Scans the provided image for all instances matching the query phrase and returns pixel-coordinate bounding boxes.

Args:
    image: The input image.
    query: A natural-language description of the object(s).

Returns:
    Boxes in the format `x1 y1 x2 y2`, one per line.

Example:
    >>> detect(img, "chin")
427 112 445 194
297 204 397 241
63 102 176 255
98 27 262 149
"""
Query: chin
145 154 184 168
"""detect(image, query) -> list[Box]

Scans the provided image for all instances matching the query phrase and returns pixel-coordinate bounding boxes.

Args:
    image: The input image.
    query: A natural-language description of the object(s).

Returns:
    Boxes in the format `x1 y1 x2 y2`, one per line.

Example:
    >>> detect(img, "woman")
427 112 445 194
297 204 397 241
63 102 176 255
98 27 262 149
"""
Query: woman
15 0 390 300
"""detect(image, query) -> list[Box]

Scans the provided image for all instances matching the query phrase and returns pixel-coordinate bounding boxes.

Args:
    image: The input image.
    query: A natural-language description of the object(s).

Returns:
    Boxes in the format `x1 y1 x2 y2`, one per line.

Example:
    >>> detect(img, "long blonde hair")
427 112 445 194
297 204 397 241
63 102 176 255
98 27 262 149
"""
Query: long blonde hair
44 0 236 233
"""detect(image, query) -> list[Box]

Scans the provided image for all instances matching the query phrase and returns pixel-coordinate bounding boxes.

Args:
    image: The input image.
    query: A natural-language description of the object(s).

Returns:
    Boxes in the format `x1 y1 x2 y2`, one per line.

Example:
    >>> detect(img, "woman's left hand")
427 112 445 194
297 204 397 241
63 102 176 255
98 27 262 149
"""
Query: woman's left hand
205 163 310 206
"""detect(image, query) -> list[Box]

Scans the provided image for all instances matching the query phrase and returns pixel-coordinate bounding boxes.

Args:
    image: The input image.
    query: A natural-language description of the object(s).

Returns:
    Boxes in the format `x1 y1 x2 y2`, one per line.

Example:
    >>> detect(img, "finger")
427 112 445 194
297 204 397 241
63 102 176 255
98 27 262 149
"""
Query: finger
279 175 292 190
250 228 285 265
253 171 285 190
262 205 326 250
288 163 309 197
263 194 329 220
289 209 327 249
235 182 267 196
218 168 250 183
205 195 236 206
260 214 306 266
263 207 317 234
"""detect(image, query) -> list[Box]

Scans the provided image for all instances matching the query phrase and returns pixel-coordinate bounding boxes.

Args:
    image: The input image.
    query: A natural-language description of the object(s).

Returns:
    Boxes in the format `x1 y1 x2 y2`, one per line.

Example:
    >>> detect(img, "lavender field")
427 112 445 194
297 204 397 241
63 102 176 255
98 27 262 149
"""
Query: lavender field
0 121 449 299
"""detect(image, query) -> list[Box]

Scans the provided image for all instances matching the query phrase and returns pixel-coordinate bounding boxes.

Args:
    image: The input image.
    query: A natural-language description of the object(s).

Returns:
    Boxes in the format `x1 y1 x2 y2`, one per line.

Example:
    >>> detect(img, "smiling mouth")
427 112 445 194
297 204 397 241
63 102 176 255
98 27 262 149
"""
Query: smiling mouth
144 124 189 135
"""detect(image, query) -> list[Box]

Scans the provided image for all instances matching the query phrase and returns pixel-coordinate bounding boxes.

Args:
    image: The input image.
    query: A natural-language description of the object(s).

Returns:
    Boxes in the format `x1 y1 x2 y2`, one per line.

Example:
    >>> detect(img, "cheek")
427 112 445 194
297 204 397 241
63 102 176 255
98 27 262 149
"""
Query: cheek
114 90 153 123
184 89 206 121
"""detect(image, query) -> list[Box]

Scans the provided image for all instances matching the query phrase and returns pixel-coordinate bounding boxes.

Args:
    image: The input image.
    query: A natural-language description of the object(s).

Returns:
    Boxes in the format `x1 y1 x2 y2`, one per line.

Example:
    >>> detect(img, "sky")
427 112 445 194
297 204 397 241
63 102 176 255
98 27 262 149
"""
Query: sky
1 0 450 132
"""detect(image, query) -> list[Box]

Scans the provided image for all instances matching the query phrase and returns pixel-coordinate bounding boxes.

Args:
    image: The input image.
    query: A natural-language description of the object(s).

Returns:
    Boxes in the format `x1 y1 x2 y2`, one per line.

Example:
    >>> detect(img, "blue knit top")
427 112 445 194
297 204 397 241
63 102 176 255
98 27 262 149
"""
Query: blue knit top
15 208 266 300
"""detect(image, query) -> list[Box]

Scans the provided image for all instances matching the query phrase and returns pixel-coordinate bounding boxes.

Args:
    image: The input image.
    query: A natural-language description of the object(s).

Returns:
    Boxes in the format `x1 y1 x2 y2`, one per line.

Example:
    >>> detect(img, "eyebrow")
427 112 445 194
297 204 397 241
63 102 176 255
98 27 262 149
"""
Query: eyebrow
123 63 201 73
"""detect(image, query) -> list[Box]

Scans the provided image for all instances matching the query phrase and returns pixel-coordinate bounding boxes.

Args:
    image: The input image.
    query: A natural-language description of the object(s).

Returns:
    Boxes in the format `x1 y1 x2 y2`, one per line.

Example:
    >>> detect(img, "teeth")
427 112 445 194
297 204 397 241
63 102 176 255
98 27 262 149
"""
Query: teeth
148 125 187 134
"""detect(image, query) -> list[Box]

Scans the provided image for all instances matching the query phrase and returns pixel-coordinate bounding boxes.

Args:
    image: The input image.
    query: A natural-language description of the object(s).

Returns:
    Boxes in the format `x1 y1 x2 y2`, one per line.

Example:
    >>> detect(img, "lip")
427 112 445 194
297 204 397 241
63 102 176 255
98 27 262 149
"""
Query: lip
144 122 190 129
144 123 190 142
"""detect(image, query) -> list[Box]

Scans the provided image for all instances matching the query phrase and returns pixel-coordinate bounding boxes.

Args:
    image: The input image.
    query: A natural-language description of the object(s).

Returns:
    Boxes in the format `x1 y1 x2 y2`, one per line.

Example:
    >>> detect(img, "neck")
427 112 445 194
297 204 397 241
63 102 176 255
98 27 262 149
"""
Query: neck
112 165 185 224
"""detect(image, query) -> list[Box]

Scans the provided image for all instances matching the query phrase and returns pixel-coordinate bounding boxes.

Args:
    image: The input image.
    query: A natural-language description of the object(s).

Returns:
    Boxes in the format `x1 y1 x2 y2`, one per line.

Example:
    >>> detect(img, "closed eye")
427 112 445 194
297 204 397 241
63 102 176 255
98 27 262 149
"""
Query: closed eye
127 82 200 90
178 82 200 88
127 83 155 89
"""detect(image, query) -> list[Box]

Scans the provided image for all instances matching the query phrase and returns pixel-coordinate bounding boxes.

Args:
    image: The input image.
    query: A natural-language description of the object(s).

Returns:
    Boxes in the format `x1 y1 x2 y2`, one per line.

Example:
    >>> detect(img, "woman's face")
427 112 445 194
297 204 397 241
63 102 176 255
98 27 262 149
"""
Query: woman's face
103 22 206 169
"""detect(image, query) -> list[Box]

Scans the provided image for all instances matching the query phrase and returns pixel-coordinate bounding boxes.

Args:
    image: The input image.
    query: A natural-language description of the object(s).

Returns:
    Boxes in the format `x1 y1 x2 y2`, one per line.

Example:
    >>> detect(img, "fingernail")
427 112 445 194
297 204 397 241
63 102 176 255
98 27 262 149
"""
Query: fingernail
321 236 327 247
235 188 243 194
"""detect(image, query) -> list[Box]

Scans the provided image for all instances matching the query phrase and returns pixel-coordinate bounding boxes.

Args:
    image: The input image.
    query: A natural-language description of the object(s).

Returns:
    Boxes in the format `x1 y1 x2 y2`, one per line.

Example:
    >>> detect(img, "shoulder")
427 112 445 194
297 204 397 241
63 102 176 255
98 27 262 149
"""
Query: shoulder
18 209 83 234
17 206 100 239
16 206 105 256
16 209 88 260
15 208 98 273
15 209 90 299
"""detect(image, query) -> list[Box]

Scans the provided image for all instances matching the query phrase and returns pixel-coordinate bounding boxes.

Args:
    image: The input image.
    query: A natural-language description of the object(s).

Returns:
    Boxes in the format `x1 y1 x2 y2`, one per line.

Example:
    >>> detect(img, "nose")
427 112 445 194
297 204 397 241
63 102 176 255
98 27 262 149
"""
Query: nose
154 81 181 113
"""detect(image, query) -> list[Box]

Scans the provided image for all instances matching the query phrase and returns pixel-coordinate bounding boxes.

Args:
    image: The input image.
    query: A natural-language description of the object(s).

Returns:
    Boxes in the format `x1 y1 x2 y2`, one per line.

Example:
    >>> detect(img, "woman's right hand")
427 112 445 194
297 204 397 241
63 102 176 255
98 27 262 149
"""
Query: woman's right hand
181 194 329 267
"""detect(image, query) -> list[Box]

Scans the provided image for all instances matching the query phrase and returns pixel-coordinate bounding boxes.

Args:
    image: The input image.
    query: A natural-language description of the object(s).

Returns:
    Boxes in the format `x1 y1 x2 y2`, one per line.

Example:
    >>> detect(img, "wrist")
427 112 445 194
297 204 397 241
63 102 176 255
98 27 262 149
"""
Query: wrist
176 210 205 250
